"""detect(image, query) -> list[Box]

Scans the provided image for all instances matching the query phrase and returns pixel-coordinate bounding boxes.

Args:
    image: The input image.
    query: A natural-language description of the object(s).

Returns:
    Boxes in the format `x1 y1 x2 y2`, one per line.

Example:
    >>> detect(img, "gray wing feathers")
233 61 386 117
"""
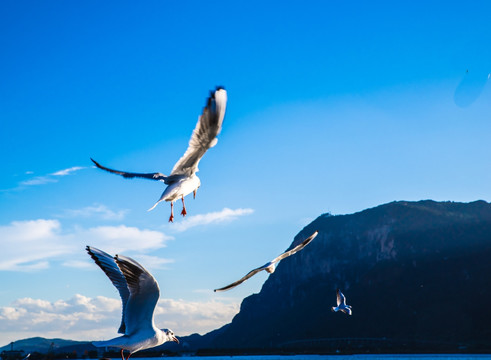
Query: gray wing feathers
91 158 167 182
271 231 318 263
214 266 264 292
86 246 129 334
171 88 227 176
336 289 346 306
115 254 160 335
214 231 318 292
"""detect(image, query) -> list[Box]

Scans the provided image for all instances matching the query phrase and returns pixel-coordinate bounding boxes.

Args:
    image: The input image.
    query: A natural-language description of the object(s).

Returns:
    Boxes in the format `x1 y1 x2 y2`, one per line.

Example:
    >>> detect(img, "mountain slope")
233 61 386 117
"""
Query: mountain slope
207 200 491 352
0 337 89 354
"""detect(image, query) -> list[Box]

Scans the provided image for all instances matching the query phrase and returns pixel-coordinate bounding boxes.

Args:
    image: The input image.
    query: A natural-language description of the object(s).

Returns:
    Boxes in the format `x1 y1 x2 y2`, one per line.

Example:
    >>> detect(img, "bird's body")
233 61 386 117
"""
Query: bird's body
331 289 352 315
264 263 276 274
91 87 227 222
148 174 201 212
214 231 318 292
161 174 201 203
93 330 167 354
86 246 179 360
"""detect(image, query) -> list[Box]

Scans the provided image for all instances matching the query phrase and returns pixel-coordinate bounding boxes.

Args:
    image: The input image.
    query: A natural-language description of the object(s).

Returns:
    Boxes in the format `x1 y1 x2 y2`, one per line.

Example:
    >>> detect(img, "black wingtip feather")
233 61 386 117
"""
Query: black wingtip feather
115 254 144 291
86 246 109 274
90 158 102 168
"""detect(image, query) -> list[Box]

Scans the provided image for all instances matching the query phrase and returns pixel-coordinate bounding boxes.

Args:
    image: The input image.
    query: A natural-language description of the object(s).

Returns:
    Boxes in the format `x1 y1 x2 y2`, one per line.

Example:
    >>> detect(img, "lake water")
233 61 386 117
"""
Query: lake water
100 355 491 360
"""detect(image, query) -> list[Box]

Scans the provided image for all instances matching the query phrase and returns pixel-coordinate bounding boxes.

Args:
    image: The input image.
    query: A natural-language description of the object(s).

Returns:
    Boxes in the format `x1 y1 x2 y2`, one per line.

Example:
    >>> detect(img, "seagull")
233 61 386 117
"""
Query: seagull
214 231 318 292
86 246 179 360
91 86 227 222
331 289 352 315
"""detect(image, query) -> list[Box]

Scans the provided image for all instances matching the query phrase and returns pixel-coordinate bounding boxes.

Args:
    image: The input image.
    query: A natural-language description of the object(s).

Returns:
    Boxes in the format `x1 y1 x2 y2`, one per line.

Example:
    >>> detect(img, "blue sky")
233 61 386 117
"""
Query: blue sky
1 0 490 345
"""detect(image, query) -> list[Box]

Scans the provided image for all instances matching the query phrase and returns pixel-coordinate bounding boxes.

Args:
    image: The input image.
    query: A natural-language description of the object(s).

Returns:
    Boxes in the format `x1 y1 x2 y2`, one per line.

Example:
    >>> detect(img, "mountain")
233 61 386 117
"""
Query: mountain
197 200 491 353
6 200 491 355
0 337 90 354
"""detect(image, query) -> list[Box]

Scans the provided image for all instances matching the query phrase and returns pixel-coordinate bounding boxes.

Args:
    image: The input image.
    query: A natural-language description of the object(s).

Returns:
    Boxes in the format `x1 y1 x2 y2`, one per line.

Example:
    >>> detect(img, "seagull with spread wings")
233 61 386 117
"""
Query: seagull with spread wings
91 86 227 222
86 246 179 360
214 231 318 292
331 289 352 315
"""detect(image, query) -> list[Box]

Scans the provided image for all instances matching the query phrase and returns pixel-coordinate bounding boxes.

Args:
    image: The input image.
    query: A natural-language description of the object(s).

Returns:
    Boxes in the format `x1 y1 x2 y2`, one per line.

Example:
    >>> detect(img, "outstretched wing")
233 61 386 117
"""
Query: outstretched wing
214 231 318 292
336 289 347 306
115 254 160 335
91 158 167 182
270 231 318 264
214 264 268 292
86 246 129 334
171 87 227 177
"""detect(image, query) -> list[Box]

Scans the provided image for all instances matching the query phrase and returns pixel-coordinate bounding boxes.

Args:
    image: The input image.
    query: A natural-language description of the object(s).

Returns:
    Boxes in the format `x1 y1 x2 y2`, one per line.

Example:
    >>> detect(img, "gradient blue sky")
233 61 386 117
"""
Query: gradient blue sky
1 0 490 345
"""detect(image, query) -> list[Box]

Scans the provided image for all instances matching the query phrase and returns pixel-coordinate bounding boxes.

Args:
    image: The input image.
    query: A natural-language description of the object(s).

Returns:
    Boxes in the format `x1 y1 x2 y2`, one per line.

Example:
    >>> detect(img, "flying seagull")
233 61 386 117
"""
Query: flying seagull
86 246 179 360
331 289 352 315
214 230 318 292
91 86 227 222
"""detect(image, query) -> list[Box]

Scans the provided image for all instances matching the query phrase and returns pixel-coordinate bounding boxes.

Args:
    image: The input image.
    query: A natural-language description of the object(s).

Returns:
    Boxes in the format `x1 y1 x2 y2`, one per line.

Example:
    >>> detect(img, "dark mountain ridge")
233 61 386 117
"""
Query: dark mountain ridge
203 200 491 352
0 337 90 354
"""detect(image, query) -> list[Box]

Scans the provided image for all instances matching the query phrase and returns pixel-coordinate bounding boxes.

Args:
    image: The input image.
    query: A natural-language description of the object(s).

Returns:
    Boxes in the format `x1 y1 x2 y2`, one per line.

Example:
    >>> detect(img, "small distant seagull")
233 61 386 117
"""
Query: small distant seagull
214 231 318 292
91 87 227 222
86 246 179 360
331 289 352 315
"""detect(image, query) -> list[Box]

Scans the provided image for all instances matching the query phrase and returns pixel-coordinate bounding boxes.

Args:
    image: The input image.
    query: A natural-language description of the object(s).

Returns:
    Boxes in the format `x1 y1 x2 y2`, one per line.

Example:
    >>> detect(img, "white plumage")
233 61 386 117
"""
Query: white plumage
91 87 227 222
331 289 352 316
86 246 179 360
214 231 318 292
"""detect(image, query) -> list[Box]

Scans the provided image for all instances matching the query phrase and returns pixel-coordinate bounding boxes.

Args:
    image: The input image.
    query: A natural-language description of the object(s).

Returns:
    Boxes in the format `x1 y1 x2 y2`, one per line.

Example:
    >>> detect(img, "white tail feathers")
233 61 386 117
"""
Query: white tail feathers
92 336 125 348
147 200 162 212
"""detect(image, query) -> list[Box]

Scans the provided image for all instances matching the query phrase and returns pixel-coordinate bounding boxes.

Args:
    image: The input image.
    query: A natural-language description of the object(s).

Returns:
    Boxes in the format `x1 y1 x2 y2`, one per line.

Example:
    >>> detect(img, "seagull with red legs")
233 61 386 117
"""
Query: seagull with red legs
86 246 179 360
91 86 227 222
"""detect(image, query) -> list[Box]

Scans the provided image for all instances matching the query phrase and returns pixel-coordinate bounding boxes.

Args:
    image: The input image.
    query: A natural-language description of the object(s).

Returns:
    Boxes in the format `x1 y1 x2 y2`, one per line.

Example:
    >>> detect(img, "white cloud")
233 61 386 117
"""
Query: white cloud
0 219 173 272
154 298 239 335
17 166 85 188
51 166 85 176
0 220 72 271
173 208 254 232
83 225 172 254
0 295 239 343
131 254 174 270
20 176 57 186
62 260 93 269
60 204 128 221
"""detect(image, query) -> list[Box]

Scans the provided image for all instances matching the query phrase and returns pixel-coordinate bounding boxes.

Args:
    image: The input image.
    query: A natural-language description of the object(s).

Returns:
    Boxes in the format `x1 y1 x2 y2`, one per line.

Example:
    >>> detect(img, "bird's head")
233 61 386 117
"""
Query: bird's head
162 329 179 344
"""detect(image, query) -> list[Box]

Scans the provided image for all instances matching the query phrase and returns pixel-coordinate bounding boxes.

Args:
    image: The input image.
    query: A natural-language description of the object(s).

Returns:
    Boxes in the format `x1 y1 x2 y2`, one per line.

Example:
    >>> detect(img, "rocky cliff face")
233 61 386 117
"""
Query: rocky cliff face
205 200 491 352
